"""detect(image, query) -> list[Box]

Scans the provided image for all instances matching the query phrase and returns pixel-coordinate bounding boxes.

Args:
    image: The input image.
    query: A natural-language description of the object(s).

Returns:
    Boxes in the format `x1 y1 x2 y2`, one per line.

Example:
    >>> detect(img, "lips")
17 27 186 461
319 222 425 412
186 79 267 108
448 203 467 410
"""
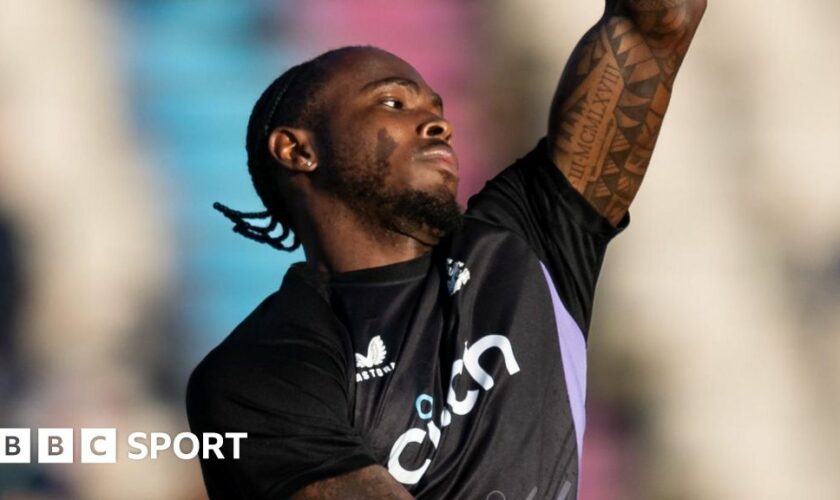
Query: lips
415 143 459 176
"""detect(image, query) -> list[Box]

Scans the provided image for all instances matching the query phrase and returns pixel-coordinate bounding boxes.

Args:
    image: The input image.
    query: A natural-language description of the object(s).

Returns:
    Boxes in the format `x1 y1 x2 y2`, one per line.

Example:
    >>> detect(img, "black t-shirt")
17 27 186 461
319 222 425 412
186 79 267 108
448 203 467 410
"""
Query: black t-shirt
187 139 627 499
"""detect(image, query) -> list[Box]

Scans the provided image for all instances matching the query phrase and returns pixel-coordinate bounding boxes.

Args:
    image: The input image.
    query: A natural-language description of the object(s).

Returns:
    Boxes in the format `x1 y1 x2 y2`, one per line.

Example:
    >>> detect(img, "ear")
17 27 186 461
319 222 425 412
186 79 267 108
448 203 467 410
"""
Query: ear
267 127 319 173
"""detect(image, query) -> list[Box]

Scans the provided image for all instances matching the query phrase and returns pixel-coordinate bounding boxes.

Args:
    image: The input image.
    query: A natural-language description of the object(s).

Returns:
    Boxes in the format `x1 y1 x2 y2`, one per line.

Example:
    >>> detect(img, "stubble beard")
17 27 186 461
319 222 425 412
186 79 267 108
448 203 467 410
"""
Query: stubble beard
320 131 463 241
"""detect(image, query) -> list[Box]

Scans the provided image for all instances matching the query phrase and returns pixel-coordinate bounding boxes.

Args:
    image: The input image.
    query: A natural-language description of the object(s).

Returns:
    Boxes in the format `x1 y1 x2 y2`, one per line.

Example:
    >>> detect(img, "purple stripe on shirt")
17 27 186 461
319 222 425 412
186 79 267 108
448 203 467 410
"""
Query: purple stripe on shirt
539 263 587 469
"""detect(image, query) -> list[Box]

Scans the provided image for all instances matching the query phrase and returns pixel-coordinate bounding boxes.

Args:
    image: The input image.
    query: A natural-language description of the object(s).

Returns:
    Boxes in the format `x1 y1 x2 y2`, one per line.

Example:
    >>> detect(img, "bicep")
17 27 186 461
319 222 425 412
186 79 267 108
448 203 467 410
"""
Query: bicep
291 465 412 500
548 2 705 225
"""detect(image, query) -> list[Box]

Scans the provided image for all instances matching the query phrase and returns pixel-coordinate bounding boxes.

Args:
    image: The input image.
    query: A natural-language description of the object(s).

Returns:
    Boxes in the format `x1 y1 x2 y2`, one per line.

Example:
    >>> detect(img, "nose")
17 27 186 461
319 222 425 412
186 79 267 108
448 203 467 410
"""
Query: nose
418 116 453 143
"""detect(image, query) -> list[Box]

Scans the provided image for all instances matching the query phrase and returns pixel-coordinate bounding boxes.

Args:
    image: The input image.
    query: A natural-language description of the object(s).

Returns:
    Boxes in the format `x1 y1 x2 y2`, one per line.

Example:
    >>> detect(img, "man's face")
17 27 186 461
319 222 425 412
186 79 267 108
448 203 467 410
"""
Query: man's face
312 48 461 238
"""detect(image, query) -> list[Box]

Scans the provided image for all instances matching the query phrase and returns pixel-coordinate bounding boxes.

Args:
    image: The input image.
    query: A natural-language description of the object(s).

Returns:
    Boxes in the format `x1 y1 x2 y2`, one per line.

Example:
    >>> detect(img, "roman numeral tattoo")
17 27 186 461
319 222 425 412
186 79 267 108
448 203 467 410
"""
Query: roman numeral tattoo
549 1 704 226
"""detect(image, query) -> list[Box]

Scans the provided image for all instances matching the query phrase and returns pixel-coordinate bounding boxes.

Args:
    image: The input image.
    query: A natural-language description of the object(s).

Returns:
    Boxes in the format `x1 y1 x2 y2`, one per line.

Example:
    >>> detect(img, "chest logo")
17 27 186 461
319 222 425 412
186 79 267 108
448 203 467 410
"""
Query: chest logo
387 334 521 485
355 335 396 383
446 259 471 296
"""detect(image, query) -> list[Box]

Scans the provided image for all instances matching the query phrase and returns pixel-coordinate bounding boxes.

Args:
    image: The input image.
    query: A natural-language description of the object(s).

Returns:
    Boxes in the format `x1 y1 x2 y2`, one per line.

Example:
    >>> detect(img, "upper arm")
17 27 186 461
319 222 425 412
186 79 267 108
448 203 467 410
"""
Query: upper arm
548 0 707 226
291 465 412 500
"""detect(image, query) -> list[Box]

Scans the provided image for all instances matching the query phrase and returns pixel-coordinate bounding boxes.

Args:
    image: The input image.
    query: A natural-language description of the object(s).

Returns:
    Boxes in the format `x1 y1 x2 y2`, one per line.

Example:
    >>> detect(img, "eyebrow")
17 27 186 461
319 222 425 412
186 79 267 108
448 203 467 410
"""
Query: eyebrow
361 76 444 111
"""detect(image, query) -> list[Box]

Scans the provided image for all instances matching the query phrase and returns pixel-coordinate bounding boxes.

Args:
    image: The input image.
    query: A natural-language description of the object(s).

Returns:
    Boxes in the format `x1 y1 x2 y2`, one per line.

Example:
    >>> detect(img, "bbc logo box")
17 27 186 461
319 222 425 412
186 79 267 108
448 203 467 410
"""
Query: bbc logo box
1 428 117 463
0 429 30 463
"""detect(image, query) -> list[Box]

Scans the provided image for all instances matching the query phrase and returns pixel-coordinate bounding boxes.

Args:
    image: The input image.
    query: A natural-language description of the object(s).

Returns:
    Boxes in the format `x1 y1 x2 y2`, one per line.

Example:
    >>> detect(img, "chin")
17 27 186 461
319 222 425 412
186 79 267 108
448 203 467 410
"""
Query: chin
408 175 458 204
386 185 463 238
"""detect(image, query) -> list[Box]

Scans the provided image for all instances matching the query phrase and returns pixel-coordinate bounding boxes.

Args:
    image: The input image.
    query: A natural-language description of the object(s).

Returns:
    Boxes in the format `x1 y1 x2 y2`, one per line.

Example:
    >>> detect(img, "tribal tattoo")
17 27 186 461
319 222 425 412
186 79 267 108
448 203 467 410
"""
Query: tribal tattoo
548 0 705 226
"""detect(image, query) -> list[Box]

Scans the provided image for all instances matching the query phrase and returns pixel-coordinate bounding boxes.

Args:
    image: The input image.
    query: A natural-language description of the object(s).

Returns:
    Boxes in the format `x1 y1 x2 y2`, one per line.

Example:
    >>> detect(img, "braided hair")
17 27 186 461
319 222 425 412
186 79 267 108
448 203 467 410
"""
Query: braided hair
214 46 366 251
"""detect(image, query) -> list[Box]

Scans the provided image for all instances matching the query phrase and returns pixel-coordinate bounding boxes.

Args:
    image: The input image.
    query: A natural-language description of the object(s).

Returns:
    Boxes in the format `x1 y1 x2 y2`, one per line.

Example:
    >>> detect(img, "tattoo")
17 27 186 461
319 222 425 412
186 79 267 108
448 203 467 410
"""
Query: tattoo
549 1 704 225
291 465 413 499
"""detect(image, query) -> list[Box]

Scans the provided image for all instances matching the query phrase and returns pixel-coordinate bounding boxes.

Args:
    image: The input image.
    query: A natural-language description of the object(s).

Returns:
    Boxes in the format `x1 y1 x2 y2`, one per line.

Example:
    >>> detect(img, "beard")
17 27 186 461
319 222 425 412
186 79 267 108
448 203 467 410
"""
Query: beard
319 130 463 240
377 187 463 238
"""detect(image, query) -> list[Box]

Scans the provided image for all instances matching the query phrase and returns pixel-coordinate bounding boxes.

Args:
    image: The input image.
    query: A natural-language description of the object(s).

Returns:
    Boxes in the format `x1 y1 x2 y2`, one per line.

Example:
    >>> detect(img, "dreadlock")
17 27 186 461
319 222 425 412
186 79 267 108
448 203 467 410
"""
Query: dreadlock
214 46 368 251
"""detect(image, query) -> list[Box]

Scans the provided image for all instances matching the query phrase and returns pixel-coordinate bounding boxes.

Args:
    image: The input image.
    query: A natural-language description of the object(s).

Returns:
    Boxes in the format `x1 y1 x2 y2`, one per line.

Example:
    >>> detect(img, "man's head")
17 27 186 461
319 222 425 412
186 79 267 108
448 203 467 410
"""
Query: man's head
242 46 462 252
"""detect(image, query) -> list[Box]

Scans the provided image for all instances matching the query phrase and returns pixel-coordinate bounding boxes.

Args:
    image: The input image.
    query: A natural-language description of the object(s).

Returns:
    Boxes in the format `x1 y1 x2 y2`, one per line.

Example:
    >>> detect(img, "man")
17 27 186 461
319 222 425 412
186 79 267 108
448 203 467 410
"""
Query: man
187 1 706 498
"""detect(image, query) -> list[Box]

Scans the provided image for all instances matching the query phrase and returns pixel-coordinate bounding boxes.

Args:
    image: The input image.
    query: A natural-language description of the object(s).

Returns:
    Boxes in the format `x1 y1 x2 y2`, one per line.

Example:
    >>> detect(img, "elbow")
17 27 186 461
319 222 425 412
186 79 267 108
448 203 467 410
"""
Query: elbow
617 0 707 37
688 0 708 25
683 0 707 37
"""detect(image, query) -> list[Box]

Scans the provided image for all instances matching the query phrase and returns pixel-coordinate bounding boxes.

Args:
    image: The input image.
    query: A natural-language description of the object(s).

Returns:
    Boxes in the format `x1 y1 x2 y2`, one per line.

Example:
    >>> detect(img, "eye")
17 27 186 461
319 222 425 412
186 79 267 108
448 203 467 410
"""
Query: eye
381 98 404 109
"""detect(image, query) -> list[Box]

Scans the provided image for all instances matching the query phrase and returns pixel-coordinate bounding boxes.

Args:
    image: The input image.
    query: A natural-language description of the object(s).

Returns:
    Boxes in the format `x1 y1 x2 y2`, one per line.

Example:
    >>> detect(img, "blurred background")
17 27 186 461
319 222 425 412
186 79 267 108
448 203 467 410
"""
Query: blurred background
1 0 838 498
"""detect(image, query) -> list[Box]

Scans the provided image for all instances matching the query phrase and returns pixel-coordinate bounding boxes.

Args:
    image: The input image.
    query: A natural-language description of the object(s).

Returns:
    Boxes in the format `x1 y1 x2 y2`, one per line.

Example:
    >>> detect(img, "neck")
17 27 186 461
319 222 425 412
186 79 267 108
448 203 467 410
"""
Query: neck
294 195 437 274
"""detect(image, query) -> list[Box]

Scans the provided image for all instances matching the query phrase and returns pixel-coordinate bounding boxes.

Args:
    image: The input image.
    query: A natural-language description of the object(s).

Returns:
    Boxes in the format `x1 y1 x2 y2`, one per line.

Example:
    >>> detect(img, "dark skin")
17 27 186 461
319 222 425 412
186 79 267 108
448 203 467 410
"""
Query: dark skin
550 0 708 226
269 48 457 275
269 0 706 497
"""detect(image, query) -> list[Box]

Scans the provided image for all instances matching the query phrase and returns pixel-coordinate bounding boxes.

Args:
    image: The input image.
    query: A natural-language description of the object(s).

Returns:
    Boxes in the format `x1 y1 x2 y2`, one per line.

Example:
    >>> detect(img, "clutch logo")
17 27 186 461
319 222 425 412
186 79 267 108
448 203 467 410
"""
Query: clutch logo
0 428 247 463
446 258 470 295
355 335 395 383
387 334 520 485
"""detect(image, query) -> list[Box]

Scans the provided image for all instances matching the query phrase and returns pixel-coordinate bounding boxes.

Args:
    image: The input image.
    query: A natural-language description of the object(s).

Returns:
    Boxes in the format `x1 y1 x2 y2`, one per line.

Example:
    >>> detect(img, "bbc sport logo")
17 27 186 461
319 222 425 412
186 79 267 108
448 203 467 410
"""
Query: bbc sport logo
0 428 247 463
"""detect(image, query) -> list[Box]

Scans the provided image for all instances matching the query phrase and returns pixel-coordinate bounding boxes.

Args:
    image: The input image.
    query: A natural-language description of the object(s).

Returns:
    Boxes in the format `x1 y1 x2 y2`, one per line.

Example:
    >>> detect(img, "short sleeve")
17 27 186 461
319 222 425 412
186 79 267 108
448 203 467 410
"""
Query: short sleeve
466 138 629 334
186 319 376 498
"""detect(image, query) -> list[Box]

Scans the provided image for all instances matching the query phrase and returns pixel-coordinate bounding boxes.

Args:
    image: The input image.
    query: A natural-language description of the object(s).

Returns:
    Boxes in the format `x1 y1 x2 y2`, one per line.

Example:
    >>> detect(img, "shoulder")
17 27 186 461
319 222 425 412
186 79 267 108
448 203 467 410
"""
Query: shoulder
186 274 352 424
185 310 297 424
455 214 536 255
440 216 544 289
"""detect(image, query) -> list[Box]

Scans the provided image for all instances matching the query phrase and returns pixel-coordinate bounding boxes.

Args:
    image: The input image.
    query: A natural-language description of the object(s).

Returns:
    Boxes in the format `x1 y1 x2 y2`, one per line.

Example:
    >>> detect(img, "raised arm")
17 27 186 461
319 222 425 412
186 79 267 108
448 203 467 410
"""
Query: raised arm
547 0 707 226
